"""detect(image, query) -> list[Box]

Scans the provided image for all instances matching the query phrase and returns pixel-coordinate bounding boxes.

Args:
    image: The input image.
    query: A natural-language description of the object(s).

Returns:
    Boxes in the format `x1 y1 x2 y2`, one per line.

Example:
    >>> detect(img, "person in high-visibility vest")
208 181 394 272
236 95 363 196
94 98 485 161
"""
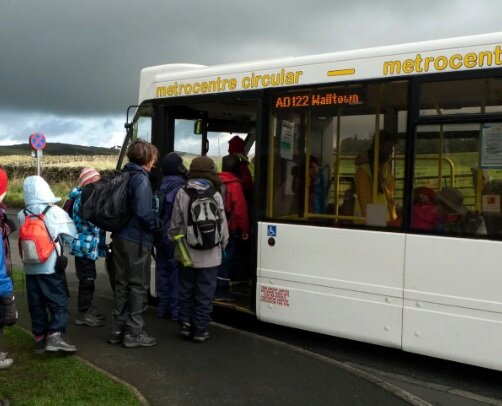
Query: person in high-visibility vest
354 130 398 224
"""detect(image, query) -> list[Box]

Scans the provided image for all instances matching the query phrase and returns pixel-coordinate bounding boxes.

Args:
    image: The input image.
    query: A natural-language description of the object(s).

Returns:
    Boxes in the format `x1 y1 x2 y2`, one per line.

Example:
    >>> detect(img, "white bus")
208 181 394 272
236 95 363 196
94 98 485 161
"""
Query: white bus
120 32 502 371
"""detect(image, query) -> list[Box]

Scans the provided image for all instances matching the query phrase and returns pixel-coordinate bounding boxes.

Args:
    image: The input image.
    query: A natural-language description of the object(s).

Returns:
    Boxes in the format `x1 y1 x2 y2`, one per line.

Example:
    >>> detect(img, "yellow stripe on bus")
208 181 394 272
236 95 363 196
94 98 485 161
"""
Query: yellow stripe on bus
327 68 356 76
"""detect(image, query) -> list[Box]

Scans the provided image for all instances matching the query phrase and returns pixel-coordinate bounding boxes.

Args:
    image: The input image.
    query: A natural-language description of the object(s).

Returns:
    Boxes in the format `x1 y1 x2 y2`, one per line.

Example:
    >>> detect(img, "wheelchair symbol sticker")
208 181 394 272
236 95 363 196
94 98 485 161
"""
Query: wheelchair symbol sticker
267 225 277 237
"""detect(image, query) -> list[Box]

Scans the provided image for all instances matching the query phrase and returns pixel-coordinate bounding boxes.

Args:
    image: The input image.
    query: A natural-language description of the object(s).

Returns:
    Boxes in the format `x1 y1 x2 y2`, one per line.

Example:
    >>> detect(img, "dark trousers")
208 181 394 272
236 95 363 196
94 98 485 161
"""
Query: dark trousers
26 273 69 336
178 265 217 334
111 238 151 336
216 232 239 293
75 256 97 313
155 242 179 319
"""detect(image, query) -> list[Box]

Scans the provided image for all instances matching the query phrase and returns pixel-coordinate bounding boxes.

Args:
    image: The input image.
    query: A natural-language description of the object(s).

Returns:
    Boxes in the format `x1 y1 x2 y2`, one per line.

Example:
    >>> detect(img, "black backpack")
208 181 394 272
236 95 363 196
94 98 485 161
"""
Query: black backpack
185 185 222 250
81 171 131 232
62 198 75 219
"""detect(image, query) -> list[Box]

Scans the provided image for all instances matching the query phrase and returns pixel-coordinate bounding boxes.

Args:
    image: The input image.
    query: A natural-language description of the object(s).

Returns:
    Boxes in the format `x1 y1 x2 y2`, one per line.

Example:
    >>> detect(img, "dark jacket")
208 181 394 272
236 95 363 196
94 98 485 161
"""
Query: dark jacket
0 203 15 277
112 162 158 248
155 175 186 247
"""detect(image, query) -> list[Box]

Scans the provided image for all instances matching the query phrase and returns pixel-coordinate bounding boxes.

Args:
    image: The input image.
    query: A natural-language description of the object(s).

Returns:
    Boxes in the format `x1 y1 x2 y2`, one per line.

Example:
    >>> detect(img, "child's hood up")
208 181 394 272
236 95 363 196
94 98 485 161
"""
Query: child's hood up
23 176 61 206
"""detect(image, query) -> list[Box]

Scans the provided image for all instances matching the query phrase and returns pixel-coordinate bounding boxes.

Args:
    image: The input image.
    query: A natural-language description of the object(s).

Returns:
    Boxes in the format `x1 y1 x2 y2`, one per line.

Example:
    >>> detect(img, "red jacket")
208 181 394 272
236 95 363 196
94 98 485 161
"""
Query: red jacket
218 172 249 234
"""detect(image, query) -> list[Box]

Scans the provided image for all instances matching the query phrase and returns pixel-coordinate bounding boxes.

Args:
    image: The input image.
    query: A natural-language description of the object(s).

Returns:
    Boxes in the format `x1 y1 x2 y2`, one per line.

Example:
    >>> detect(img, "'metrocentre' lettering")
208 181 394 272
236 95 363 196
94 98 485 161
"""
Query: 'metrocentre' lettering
156 69 303 98
383 46 502 75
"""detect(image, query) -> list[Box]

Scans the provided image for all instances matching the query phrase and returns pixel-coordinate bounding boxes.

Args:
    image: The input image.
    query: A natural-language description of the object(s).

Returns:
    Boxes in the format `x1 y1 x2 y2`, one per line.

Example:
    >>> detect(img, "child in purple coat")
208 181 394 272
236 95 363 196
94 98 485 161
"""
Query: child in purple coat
154 153 187 320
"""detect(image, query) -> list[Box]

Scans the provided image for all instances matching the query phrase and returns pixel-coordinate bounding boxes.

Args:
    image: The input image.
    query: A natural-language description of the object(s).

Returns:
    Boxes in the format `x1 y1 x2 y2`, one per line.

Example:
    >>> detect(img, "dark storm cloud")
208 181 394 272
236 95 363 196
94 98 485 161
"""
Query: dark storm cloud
0 0 501 144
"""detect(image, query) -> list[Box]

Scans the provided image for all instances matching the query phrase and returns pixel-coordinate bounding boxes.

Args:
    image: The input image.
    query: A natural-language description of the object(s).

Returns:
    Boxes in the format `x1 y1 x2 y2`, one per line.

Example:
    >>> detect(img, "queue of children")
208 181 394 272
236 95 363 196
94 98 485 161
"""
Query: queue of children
5 136 254 358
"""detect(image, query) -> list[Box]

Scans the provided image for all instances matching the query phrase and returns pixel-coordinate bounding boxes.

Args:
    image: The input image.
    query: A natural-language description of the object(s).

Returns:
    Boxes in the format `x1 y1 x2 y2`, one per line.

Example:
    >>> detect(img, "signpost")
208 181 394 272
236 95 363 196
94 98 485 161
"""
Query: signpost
29 132 47 176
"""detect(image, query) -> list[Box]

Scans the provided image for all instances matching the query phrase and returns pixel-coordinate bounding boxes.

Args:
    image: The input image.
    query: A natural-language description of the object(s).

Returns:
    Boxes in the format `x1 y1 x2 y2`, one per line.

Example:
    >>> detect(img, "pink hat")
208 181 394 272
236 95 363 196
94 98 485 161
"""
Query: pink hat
78 167 100 188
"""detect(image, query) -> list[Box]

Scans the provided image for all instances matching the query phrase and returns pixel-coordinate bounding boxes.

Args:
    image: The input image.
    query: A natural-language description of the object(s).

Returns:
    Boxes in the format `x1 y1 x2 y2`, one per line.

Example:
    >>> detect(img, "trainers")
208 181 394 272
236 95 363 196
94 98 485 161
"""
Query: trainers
193 330 211 343
0 357 13 369
107 330 124 344
88 306 105 321
122 332 157 348
75 310 104 327
45 332 77 353
34 335 46 354
179 322 192 339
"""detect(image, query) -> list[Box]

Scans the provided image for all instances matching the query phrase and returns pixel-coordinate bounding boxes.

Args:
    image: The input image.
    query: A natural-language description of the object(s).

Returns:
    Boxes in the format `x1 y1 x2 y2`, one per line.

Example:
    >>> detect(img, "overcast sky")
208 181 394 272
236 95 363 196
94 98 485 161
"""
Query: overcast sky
1 0 501 147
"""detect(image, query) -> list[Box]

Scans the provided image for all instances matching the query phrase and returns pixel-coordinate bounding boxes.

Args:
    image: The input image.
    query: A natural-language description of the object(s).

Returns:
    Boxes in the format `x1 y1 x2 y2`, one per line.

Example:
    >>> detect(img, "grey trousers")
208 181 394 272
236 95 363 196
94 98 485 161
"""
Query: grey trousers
111 238 151 336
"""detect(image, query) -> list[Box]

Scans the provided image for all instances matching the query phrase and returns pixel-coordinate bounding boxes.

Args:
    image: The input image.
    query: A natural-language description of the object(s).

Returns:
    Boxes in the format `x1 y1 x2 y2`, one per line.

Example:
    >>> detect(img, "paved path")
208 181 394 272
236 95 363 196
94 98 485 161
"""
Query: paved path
8 209 422 405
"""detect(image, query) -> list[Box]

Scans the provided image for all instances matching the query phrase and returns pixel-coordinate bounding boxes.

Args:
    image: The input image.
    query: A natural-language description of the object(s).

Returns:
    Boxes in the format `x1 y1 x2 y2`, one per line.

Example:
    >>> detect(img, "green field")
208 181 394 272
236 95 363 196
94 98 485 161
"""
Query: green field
3 155 117 208
333 151 501 210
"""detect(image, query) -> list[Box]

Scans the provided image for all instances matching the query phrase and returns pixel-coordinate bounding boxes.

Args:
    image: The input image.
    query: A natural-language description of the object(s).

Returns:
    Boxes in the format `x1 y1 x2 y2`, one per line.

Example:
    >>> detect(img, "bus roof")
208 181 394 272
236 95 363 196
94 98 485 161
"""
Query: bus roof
139 32 502 103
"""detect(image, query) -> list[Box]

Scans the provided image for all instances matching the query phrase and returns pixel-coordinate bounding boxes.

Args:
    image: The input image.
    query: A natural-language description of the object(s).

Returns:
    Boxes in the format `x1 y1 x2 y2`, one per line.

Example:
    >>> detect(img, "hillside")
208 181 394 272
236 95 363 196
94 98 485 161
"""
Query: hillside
0 143 120 156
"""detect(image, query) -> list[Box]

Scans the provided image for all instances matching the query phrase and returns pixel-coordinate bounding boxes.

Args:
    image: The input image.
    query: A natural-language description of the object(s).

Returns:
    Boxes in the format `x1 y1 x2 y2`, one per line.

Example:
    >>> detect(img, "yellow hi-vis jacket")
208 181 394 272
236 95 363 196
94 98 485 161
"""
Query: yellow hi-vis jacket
354 157 397 223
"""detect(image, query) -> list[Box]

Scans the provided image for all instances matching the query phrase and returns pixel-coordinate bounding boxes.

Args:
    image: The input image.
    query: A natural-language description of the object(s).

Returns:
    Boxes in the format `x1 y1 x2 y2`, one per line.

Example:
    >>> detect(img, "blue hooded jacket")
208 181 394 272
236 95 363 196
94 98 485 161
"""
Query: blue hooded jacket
68 187 106 260
112 163 158 248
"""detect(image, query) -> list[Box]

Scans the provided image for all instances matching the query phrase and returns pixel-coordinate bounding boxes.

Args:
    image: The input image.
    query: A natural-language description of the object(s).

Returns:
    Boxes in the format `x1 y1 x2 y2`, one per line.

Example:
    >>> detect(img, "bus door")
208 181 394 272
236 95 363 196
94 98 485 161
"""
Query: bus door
164 103 259 313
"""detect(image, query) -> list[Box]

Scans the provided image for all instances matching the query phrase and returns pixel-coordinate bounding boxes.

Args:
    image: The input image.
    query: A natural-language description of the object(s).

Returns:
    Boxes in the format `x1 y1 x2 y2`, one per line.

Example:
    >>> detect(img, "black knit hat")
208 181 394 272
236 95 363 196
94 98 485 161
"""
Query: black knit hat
222 154 241 177
160 152 187 176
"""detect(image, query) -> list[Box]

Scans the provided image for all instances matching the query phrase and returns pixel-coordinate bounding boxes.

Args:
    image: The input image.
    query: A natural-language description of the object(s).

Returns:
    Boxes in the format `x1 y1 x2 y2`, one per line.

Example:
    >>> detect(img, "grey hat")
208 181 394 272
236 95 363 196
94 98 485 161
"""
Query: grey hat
437 187 467 216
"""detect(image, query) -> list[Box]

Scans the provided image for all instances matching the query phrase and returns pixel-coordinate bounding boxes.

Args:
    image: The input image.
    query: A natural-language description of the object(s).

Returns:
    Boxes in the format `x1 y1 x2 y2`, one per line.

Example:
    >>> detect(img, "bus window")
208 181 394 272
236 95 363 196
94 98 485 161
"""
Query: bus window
205 131 253 170
173 117 253 170
412 123 502 238
173 118 202 169
135 116 152 142
267 81 408 228
420 77 502 116
130 105 153 142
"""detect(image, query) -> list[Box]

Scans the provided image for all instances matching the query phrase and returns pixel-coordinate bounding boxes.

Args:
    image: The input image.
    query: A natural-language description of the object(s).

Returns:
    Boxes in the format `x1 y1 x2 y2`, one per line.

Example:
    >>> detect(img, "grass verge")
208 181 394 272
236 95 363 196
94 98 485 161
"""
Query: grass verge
0 270 143 405
0 327 143 405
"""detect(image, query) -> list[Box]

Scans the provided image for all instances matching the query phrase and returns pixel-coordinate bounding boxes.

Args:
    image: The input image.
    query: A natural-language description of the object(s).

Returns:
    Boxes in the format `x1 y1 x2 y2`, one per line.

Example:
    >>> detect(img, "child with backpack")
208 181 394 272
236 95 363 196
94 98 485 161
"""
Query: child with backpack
169 156 229 343
0 168 18 369
18 176 77 353
154 153 187 321
107 140 160 348
215 155 249 301
67 168 106 327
